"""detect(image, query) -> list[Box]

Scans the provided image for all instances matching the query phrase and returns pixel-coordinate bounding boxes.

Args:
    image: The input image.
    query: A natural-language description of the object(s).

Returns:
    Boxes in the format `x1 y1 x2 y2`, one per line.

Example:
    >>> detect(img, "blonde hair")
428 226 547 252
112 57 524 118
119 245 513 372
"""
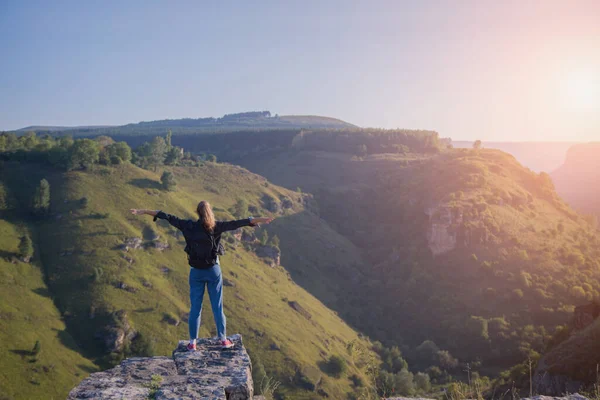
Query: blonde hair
196 201 216 233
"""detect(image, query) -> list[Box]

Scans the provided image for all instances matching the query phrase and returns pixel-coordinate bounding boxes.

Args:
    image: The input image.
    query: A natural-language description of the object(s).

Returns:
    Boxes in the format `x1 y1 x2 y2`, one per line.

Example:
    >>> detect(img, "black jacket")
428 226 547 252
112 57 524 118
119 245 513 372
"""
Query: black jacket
154 211 253 269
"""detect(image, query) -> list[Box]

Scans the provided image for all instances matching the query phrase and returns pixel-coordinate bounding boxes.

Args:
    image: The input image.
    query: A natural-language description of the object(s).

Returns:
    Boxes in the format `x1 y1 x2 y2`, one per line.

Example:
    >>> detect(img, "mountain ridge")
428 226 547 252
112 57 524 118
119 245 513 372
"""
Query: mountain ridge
11 112 356 135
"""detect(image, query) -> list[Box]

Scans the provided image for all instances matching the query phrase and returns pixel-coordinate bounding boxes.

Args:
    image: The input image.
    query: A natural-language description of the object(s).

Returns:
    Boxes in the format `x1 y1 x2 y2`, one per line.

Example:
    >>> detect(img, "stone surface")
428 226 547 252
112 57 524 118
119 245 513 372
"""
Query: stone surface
255 245 281 267
521 395 589 400
122 237 143 251
68 334 253 400
385 397 589 400
288 300 312 320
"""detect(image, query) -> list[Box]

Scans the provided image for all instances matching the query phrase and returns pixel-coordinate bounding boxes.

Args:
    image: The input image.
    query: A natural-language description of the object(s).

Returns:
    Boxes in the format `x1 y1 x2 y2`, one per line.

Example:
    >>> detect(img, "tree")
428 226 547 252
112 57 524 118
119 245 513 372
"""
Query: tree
166 130 172 148
207 154 217 163
473 140 482 150
58 135 74 149
232 199 248 218
269 234 280 248
414 372 431 392
21 131 38 150
32 339 42 361
32 179 51 215
68 139 99 170
104 142 132 164
19 234 33 261
149 136 167 171
32 340 42 356
259 229 269 246
161 171 176 191
164 146 182 166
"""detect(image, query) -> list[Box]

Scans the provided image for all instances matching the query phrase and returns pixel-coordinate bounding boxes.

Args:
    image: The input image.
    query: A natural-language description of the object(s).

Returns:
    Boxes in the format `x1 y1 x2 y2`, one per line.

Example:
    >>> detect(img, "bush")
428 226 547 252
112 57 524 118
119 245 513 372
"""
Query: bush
324 355 347 378
161 171 177 191
19 234 33 259
414 372 431 392
128 332 154 357
349 374 364 387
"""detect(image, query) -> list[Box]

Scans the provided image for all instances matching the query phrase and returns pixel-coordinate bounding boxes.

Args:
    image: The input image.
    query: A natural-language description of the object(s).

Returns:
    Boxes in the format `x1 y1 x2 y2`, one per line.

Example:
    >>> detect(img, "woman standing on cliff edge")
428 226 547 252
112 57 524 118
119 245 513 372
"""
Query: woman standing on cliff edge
130 201 273 351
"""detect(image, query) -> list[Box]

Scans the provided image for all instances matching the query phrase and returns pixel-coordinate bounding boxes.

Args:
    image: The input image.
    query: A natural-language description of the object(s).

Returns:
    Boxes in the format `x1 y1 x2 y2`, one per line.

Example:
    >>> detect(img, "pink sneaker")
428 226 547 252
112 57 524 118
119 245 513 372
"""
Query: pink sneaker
221 339 234 349
187 342 197 352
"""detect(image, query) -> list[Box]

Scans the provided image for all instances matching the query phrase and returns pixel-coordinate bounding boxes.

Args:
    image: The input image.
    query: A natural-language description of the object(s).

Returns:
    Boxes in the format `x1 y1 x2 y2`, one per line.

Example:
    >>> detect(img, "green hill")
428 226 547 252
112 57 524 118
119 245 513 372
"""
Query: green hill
0 160 379 400
0 181 98 400
228 146 600 382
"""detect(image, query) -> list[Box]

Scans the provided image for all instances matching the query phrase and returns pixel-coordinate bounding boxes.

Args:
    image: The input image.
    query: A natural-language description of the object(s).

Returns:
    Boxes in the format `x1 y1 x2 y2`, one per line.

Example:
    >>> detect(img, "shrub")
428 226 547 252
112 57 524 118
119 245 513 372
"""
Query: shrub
325 355 347 378
349 374 364 387
414 372 431 392
128 332 154 357
19 234 33 259
161 171 177 191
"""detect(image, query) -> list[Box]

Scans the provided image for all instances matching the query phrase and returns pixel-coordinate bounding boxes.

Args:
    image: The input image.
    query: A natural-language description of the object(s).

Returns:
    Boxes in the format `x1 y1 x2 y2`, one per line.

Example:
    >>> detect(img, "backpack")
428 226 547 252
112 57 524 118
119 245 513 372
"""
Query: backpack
185 228 225 268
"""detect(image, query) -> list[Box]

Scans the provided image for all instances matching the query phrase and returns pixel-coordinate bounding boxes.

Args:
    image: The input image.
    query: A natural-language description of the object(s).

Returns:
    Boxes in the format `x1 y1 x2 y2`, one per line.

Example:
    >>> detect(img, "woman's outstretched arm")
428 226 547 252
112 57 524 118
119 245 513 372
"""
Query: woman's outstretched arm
216 216 274 233
130 209 187 231
130 209 159 217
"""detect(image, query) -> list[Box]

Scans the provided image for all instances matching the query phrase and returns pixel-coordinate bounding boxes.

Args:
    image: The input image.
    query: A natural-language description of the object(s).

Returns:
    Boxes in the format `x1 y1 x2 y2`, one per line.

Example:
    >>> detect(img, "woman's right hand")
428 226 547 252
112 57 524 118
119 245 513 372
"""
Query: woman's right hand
130 209 145 215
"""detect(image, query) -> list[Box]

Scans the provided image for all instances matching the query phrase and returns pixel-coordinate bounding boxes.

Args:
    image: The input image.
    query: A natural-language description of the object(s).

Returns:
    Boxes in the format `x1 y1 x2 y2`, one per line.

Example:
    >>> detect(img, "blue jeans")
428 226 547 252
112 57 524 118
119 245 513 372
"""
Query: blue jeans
188 264 227 341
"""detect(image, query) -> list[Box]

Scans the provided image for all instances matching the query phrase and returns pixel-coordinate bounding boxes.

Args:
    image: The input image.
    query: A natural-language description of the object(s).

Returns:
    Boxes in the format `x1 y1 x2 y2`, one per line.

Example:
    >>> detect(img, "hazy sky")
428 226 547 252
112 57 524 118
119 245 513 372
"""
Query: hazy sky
1 0 599 141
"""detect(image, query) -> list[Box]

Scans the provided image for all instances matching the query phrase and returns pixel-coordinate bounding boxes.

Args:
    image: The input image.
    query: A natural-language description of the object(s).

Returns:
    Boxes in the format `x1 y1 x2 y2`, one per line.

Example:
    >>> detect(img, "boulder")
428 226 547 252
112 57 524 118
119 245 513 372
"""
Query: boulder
152 241 170 251
122 237 143 251
288 301 312 320
223 278 236 287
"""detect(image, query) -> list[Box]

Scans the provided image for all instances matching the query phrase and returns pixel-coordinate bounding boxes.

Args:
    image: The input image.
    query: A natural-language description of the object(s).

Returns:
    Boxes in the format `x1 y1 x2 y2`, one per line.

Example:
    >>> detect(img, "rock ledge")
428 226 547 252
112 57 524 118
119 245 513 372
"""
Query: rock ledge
68 334 254 400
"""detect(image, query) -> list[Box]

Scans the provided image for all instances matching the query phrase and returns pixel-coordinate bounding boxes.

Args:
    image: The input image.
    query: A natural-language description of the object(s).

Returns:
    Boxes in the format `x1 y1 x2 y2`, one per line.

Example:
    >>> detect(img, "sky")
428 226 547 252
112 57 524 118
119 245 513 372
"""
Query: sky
1 0 599 141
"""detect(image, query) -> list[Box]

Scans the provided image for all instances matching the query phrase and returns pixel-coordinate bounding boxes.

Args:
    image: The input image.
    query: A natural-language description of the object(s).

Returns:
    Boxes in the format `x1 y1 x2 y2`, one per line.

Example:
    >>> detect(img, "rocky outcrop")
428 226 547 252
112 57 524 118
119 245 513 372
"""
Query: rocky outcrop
288 301 312 320
68 334 254 399
534 316 600 395
573 302 600 331
425 205 459 256
97 310 137 353
255 245 281 267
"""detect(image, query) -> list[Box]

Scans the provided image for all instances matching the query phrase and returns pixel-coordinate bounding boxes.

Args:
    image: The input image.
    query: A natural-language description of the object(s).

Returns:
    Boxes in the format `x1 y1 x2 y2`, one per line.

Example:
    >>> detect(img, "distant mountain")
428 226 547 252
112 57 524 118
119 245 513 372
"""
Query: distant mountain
452 141 577 172
17 125 115 132
552 142 600 216
13 111 356 136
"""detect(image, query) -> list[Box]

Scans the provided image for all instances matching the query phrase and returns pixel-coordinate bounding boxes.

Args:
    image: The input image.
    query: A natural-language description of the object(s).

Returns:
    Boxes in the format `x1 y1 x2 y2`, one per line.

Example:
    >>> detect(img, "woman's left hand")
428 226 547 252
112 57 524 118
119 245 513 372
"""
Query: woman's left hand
130 209 145 215
252 217 274 226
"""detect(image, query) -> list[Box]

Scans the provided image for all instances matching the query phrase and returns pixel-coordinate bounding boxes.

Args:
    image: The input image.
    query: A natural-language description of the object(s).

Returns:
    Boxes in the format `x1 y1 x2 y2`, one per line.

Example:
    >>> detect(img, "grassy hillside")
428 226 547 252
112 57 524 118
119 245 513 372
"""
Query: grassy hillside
230 147 600 382
0 181 98 400
552 142 600 217
0 160 380 399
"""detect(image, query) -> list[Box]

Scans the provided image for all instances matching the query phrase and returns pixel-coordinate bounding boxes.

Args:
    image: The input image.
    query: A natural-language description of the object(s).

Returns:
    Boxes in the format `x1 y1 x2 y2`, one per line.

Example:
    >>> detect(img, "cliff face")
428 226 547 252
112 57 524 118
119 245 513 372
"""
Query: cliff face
534 304 600 396
552 142 600 215
68 334 255 400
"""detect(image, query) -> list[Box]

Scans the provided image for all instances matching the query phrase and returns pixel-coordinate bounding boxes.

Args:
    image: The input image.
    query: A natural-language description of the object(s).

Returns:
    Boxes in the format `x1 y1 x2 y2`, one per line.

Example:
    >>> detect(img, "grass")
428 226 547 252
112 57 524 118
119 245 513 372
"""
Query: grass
0 161 379 399
0 193 98 399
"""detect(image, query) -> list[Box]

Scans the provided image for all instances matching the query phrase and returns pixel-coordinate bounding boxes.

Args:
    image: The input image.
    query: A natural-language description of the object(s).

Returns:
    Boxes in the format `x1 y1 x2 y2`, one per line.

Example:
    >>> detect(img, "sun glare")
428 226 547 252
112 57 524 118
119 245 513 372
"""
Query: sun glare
562 68 600 112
